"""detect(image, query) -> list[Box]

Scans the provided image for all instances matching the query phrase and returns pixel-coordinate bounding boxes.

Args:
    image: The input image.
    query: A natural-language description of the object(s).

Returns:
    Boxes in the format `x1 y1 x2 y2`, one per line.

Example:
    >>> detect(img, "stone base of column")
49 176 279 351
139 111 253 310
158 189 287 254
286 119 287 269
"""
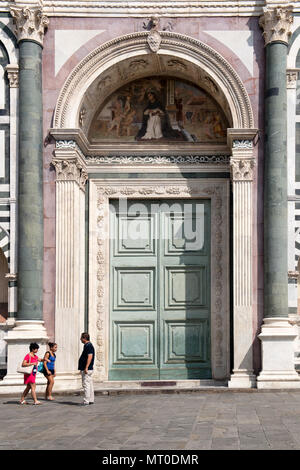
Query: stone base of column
257 317 300 389
0 320 48 394
228 369 257 388
50 372 82 392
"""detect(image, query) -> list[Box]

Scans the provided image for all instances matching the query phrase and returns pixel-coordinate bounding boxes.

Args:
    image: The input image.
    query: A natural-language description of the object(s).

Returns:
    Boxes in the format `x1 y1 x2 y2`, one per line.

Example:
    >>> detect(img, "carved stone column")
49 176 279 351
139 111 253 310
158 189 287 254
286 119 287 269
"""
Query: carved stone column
257 6 300 388
0 3 49 392
228 134 257 388
51 144 87 390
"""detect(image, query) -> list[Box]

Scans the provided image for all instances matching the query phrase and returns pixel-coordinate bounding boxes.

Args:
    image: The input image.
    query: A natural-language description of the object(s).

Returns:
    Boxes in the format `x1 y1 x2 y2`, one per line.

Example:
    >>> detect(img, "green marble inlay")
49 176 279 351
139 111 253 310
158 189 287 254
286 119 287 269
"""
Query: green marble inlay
18 40 43 321
264 41 288 318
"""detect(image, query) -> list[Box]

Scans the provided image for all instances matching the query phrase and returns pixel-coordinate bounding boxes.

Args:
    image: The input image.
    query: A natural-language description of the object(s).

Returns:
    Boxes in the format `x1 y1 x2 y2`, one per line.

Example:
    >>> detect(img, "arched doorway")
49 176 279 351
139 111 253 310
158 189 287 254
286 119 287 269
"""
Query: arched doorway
50 31 257 389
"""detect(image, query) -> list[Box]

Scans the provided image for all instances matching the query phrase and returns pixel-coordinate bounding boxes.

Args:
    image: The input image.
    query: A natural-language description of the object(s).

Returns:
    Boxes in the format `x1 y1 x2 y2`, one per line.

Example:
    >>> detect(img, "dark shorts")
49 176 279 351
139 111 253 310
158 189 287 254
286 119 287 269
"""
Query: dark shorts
43 370 55 377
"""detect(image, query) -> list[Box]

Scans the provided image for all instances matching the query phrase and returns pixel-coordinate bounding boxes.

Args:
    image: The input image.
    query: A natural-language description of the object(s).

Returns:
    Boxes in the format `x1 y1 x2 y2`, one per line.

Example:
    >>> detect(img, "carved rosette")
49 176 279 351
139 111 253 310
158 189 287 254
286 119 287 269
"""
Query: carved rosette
230 158 255 182
5 65 19 88
51 158 88 192
10 5 49 46
259 6 293 46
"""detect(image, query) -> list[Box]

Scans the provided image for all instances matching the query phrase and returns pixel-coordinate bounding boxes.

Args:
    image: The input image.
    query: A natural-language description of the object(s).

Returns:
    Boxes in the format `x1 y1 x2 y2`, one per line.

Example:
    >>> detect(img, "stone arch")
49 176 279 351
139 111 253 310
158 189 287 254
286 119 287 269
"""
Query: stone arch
0 22 18 65
53 31 254 132
288 25 300 68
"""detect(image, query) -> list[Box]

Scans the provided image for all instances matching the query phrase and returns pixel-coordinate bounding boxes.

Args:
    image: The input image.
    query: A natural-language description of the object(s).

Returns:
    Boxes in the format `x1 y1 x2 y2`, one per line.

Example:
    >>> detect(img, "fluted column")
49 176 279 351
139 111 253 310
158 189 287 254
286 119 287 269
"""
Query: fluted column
257 5 300 388
51 144 87 390
228 135 257 388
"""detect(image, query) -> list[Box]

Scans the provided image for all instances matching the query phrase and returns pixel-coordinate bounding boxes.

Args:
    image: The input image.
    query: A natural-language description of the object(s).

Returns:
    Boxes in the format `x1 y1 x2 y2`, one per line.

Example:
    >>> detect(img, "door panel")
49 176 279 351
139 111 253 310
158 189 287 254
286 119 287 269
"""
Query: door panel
109 199 211 380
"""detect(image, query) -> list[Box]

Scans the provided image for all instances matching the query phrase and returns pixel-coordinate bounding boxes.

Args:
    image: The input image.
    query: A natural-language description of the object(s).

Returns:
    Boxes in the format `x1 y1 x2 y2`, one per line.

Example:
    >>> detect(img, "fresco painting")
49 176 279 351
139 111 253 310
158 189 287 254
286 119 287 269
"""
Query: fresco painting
88 77 228 143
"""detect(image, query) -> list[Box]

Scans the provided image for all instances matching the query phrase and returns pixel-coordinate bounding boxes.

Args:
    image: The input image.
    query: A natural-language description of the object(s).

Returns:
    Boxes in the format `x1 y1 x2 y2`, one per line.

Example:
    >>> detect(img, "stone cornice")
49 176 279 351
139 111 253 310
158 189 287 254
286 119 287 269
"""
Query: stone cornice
9 3 49 46
50 128 232 158
259 5 294 46
2 1 300 17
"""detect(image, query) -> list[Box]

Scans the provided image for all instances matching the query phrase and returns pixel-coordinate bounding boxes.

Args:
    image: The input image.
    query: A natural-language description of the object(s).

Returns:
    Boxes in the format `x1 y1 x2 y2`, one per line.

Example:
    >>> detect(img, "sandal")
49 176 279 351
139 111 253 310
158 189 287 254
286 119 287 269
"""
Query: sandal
33 401 41 405
20 400 27 405
46 397 54 401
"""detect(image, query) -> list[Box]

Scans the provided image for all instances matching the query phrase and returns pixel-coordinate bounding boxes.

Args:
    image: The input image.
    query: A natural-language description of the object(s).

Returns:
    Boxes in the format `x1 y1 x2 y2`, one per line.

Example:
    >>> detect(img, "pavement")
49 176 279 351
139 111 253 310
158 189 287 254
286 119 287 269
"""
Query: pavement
2 389 300 450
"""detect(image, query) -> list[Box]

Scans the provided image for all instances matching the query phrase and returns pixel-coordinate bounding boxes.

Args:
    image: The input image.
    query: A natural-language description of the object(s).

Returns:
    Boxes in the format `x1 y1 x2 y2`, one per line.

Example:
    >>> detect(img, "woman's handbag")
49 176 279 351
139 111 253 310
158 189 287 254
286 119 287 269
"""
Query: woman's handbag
37 362 44 373
17 363 34 374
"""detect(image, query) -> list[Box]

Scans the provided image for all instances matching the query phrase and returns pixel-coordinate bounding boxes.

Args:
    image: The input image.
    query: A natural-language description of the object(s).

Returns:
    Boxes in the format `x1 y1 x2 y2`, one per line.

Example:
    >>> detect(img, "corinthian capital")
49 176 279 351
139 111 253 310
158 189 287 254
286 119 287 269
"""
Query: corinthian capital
10 4 49 46
230 158 255 182
51 157 88 192
259 6 293 46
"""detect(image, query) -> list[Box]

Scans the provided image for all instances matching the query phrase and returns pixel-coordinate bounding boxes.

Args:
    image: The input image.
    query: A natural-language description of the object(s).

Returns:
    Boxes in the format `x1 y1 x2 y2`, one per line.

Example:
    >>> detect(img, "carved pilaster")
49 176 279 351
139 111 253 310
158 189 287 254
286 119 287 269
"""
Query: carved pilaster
259 6 293 46
5 65 19 88
52 152 86 383
228 134 256 388
10 4 49 46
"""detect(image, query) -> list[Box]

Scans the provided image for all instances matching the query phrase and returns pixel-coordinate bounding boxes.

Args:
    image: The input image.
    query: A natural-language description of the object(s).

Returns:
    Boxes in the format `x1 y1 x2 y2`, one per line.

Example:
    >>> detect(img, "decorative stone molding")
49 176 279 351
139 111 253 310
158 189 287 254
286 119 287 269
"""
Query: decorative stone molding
55 140 76 149
5 64 19 88
230 158 255 182
286 68 300 89
288 270 300 280
259 6 294 46
53 32 254 130
3 2 300 17
51 157 88 192
5 273 17 281
85 154 231 165
232 140 253 149
10 4 49 46
91 179 230 381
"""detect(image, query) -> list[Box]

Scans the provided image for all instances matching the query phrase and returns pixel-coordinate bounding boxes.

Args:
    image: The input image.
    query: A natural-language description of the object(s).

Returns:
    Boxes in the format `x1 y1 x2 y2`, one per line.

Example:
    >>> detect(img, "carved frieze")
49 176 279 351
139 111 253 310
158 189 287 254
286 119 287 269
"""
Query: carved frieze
259 6 293 46
85 154 230 165
232 140 253 149
10 5 49 46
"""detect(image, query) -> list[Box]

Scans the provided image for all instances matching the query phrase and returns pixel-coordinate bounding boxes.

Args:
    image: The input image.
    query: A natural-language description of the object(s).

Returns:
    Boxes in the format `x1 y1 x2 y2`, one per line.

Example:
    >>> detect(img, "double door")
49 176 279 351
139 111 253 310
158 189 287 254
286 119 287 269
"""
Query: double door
109 199 211 380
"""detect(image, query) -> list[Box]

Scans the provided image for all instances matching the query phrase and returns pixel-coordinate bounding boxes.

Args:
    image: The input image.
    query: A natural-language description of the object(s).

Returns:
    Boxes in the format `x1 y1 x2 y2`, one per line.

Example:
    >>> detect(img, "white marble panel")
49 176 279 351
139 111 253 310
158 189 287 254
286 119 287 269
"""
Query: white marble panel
55 30 105 76
0 130 5 179
0 66 5 110
204 30 254 76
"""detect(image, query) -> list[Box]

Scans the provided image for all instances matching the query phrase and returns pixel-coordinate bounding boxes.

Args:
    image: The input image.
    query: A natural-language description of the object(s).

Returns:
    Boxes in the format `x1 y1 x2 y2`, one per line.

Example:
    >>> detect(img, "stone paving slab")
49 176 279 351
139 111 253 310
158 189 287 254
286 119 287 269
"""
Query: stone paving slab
2 390 300 450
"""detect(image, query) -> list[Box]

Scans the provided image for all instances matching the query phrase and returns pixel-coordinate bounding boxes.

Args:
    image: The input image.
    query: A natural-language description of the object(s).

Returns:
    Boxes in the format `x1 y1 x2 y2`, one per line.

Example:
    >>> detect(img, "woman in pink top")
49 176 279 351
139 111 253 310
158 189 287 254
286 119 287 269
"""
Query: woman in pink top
20 343 43 405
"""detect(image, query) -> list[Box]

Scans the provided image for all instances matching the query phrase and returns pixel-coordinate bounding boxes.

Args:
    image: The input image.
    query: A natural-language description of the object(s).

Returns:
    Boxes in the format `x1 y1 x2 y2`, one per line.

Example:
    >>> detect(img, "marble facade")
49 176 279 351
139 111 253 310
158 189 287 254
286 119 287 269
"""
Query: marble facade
0 0 300 392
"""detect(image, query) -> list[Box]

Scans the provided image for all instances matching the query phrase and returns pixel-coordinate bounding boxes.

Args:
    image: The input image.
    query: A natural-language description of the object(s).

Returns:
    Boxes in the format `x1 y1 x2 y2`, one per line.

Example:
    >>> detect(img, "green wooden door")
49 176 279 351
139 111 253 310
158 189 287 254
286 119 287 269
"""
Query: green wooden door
109 199 211 380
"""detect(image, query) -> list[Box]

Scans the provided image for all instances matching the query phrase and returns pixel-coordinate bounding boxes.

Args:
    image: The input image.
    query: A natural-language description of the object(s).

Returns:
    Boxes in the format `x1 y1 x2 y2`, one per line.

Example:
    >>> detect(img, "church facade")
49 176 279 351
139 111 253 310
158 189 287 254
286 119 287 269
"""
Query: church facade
0 0 300 393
